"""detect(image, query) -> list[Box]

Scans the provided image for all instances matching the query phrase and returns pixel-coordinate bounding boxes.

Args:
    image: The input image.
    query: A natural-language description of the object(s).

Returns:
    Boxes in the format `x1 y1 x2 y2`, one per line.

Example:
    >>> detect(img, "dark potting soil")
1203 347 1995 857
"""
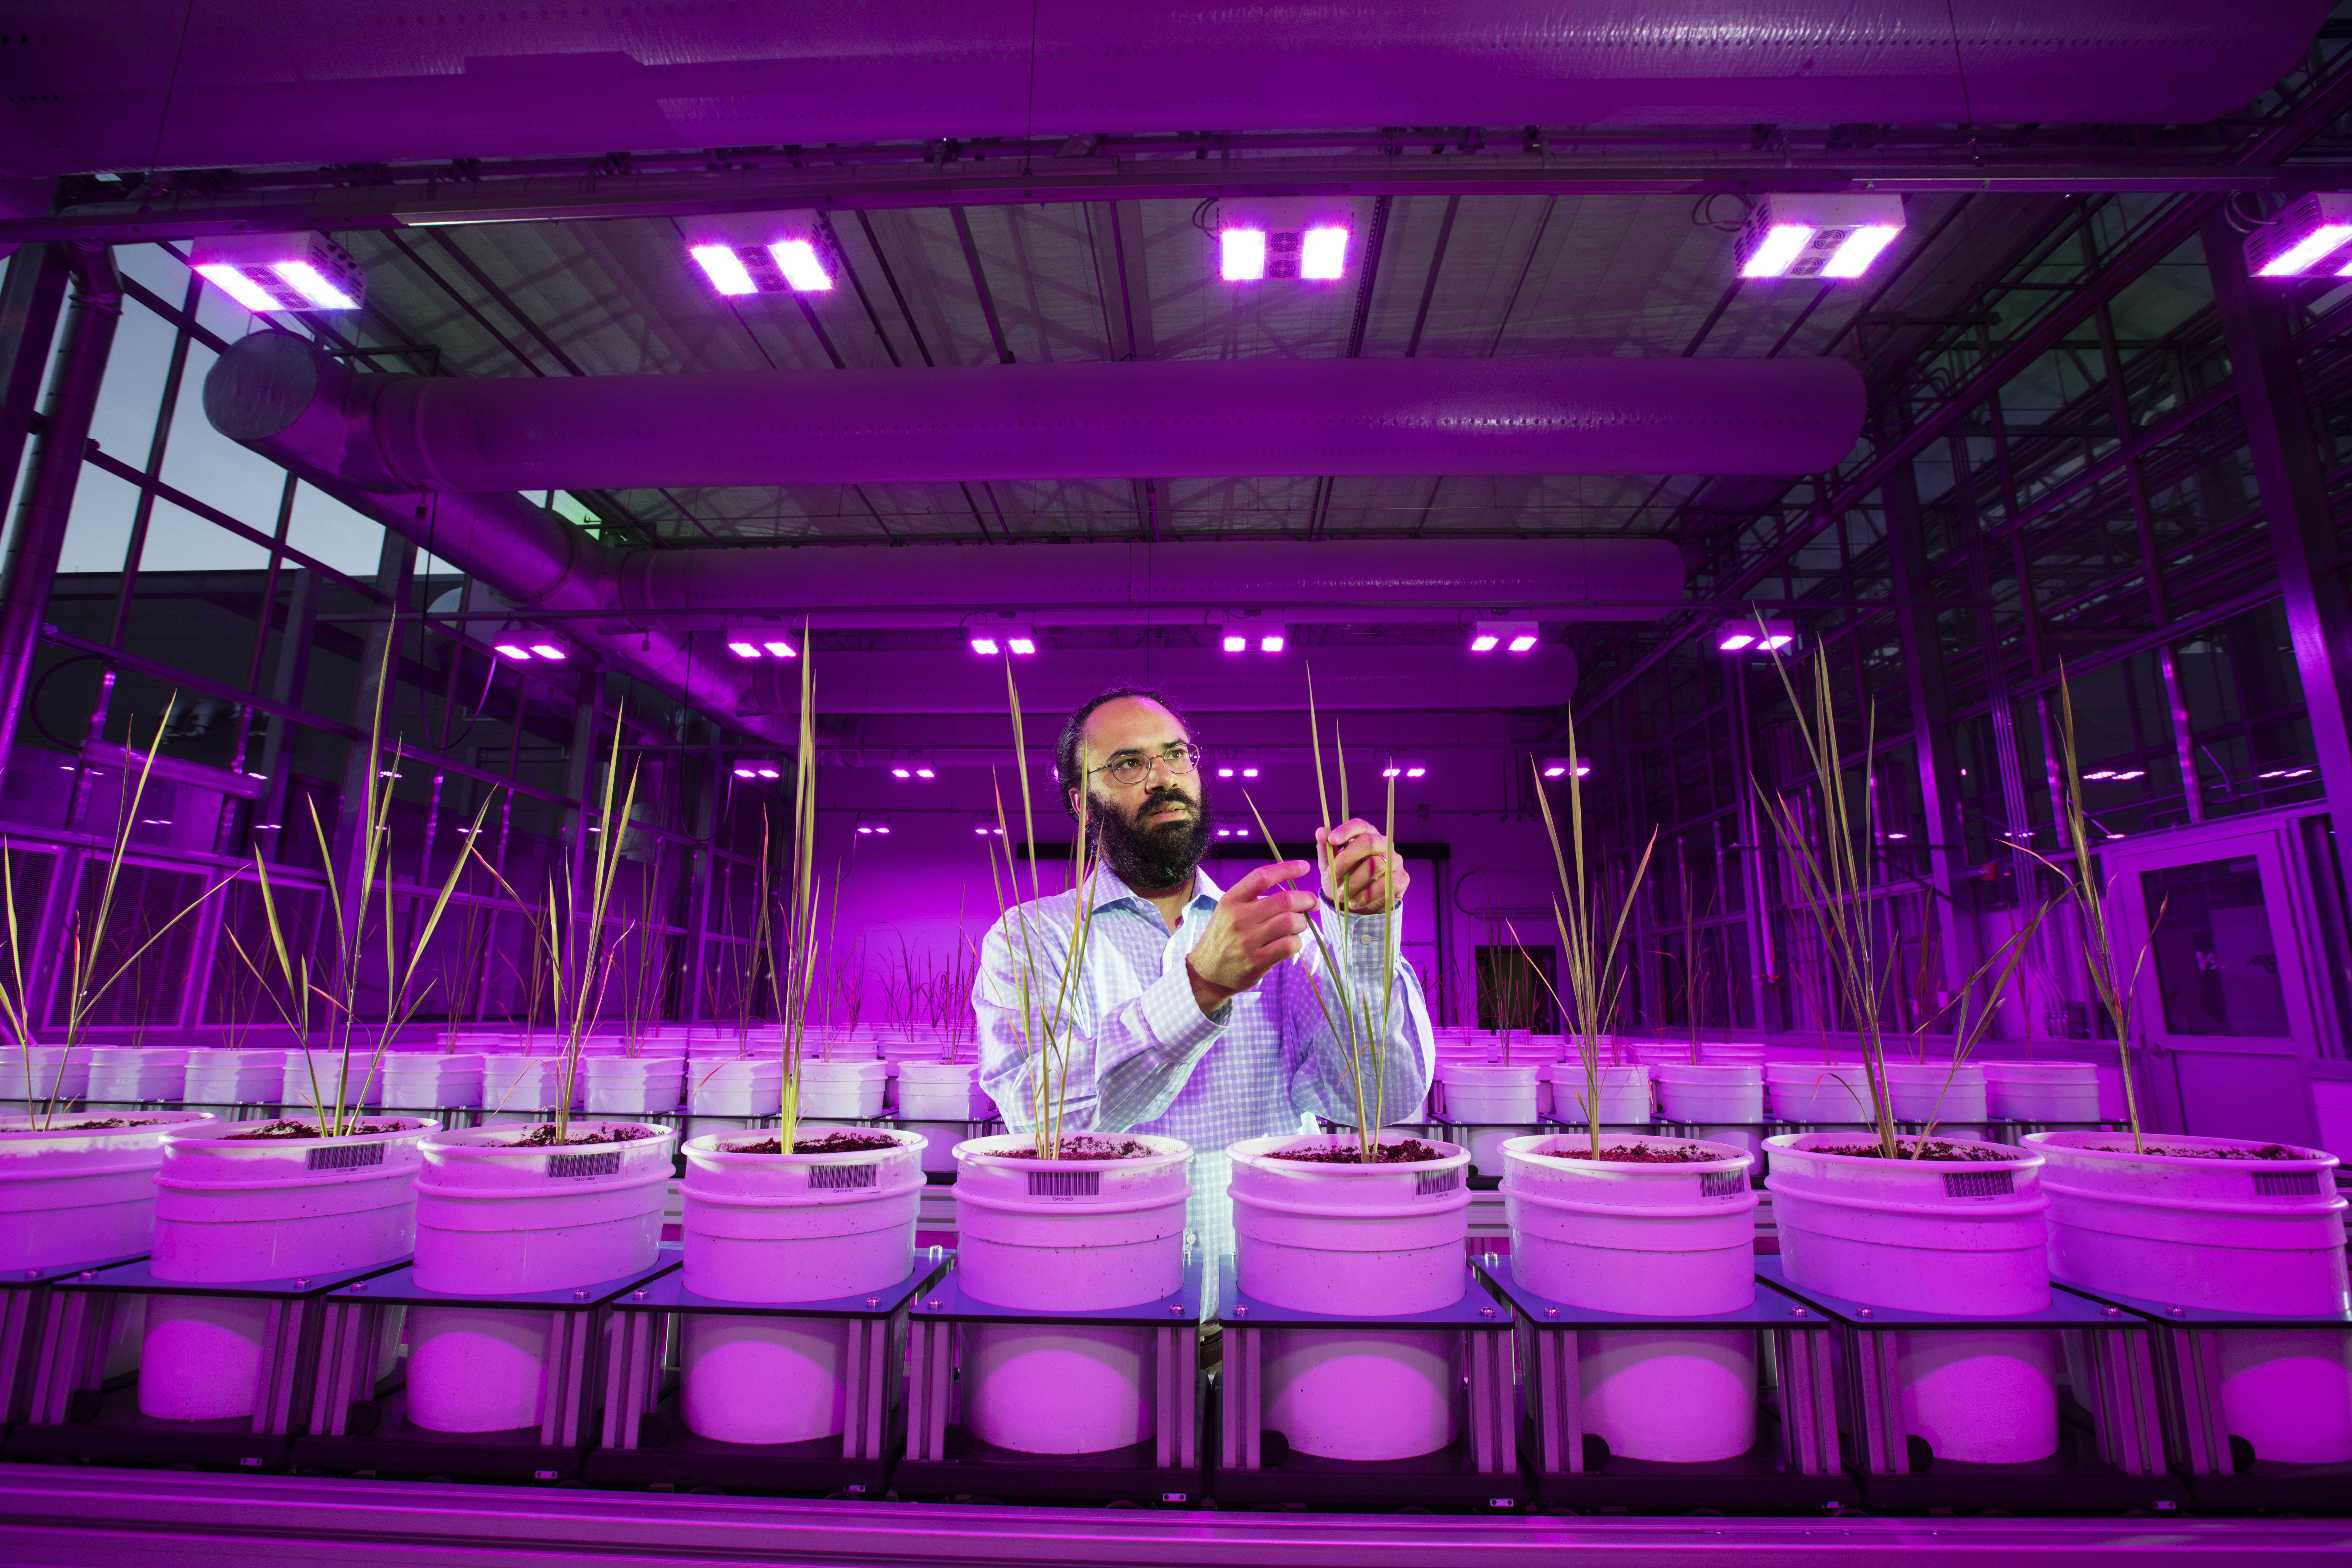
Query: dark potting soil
225 1119 414 1140
1816 1138 2013 1163
2093 1142 2302 1160
27 1118 137 1131
1264 1138 1450 1164
730 1131 904 1155
491 1123 659 1148
1558 1141 1732 1163
1000 1136 1160 1161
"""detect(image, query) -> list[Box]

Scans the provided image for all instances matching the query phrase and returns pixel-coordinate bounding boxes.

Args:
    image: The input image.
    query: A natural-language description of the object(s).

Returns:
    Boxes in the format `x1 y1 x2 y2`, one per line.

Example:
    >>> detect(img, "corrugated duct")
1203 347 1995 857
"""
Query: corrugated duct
0 2 2326 177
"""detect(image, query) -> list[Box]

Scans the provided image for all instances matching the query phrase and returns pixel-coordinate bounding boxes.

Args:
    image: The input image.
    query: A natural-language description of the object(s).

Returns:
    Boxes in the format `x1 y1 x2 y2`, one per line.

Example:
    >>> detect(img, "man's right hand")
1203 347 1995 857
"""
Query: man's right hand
1184 860 1316 1015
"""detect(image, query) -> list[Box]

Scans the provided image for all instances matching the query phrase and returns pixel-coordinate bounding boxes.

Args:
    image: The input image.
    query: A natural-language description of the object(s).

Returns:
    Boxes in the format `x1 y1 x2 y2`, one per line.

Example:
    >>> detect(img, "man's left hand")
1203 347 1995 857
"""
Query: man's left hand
1316 819 1409 914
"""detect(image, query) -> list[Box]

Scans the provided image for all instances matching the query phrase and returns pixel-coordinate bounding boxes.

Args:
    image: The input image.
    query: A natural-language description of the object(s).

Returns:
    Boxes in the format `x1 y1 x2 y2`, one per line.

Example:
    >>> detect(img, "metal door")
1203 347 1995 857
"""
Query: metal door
2100 811 2339 1146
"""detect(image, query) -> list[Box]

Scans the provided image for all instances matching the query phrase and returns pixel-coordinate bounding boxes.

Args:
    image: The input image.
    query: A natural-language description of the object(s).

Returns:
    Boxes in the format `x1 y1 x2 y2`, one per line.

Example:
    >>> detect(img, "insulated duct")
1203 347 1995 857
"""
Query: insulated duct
0 2 2323 177
203 337 1678 724
208 335 1865 489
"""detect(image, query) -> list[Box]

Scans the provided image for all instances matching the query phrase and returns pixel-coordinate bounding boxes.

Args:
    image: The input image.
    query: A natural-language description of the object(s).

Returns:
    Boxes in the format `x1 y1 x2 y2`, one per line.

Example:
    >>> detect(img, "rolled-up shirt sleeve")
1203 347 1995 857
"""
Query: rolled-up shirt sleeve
975 897 1231 1137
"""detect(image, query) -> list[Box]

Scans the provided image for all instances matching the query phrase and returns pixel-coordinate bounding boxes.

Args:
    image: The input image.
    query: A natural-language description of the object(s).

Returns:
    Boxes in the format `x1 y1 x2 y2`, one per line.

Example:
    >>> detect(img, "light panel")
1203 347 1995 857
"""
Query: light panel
1735 194 1906 280
1260 632 1286 653
764 639 797 658
191 232 367 314
769 238 833 292
727 640 761 659
1300 227 1349 280
1222 634 1248 653
2248 192 2352 276
1718 618 1795 653
689 244 759 296
1220 228 1268 281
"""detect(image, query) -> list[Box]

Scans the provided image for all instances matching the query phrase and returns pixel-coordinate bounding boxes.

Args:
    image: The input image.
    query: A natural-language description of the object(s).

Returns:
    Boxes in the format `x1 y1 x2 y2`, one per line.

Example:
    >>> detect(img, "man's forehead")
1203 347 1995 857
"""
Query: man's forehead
1082 697 1189 752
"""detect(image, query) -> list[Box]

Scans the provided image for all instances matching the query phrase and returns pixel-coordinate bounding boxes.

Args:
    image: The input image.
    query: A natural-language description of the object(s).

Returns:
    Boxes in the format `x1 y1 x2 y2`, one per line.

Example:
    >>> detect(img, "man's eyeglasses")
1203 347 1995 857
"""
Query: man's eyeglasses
1091 743 1202 788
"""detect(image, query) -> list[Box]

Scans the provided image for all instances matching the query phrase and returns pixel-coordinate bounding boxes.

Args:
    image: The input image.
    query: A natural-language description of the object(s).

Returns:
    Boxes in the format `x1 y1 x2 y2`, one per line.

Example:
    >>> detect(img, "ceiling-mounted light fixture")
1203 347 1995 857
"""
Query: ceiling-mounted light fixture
1716 618 1796 653
856 815 891 836
727 634 798 659
1216 197 1355 283
1382 758 1427 779
2246 192 2352 277
970 622 1035 657
1259 627 1287 653
191 231 367 314
1471 619 1538 653
493 631 571 663
1736 194 1906 280
1541 757 1593 779
684 210 835 296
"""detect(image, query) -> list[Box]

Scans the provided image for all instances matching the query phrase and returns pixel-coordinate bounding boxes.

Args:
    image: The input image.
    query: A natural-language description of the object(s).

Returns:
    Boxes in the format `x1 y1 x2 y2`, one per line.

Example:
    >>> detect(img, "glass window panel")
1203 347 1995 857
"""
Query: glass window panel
2142 855 2290 1037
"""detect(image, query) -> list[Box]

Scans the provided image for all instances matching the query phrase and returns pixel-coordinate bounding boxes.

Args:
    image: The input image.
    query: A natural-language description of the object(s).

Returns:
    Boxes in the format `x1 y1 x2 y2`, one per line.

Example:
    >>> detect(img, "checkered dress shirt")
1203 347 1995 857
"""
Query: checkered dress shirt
974 864 1435 1259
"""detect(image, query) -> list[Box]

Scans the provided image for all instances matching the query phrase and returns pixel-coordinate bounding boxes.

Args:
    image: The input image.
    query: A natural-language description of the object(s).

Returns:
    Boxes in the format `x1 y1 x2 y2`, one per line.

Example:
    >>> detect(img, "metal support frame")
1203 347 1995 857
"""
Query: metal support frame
1758 1258 2184 1511
9 1255 401 1468
1481 1257 1853 1511
899 1251 1204 1503
2205 213 2352 845
0 245 117 782
1214 1257 1520 1510
291 1252 681 1481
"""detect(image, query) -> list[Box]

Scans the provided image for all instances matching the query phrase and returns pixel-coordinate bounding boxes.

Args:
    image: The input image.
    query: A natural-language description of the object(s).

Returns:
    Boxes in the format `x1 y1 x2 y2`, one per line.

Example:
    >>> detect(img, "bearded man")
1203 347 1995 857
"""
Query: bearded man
972 686 1435 1259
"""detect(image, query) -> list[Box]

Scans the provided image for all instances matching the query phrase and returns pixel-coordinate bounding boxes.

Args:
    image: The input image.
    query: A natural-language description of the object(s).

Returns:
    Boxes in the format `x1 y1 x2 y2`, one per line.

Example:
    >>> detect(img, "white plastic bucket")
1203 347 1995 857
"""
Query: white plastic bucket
952 1132 1190 1455
481 1055 576 1115
1700 1041 1769 1066
689 1056 782 1116
1438 1063 1539 1123
0 1047 89 1104
85 1047 188 1103
2026 1130 2351 1465
1544 1062 1652 1125
379 1053 484 1110
793 1058 887 1119
1655 1064 1764 1124
141 1116 430 1422
583 1055 685 1116
1767 1132 2055 1464
406 1121 677 1433
1764 1062 1873 1123
1228 1133 1471 1462
1985 1063 2102 1123
277 1052 385 1110
0 1111 215 1271
183 1050 289 1106
1880 1061 1988 1124
678 1127 926 1445
1503 1132 1760 1462
896 1061 988 1120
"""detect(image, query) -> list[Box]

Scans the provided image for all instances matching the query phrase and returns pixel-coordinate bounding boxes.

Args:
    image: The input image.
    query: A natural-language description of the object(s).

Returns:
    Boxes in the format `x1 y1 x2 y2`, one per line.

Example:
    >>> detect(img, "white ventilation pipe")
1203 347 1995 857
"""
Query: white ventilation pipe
0 2 2323 177
211 335 1865 488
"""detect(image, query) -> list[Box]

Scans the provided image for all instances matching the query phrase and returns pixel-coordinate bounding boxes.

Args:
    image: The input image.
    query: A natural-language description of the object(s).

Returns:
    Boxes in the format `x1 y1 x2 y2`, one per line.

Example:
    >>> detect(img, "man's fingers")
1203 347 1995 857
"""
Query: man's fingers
1224 859 1311 903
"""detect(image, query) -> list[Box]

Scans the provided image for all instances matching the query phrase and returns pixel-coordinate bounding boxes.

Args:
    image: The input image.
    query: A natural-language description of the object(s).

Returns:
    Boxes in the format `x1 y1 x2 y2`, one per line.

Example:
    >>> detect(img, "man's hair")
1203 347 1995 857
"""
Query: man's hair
1054 685 1196 822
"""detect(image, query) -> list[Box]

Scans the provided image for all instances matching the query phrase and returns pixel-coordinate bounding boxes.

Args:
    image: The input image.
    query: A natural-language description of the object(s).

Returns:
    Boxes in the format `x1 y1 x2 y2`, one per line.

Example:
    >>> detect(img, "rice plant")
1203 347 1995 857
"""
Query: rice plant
1531 709 1658 1159
229 632 500 1138
1240 666 1404 1163
980 658 1102 1159
2 717 228 1128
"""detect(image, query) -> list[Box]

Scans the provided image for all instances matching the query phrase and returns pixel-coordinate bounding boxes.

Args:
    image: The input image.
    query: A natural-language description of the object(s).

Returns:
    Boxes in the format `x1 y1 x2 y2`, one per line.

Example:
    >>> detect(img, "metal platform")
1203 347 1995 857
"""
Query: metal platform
897 1252 1206 1505
1755 1257 2187 1513
287 1251 682 1482
1480 1255 1858 1512
2053 1279 2352 1511
1213 1257 1522 1512
584 1248 951 1494
6 1255 406 1470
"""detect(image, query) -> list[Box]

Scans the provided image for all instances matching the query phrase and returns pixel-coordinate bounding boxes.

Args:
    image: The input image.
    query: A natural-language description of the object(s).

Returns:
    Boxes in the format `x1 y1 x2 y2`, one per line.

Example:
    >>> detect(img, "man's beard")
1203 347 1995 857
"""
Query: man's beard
1091 783 1211 890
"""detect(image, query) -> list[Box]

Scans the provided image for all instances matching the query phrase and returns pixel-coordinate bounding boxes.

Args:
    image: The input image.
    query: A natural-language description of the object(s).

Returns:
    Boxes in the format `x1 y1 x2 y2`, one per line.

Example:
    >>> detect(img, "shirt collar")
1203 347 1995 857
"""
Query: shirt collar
1091 863 1222 916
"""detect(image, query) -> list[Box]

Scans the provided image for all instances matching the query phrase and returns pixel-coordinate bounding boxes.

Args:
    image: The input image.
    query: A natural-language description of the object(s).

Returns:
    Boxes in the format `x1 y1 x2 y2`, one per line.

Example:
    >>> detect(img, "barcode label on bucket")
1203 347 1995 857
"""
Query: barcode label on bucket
2253 1170 2320 1198
1415 1169 1460 1197
1028 1171 1100 1198
810 1163 877 1191
306 1142 385 1173
1942 1170 2013 1199
548 1151 622 1179
1700 1170 1746 1198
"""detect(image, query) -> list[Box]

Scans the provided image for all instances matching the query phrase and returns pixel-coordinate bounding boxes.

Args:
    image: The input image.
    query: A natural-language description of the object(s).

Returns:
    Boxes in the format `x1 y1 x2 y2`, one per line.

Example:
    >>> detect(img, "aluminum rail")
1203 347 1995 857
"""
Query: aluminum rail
0 1468 2344 1568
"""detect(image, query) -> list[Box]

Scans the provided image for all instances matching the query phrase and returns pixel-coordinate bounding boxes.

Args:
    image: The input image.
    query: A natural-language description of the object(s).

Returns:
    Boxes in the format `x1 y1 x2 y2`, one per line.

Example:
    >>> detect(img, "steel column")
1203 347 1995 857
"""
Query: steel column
0 245 117 781
2204 213 2352 838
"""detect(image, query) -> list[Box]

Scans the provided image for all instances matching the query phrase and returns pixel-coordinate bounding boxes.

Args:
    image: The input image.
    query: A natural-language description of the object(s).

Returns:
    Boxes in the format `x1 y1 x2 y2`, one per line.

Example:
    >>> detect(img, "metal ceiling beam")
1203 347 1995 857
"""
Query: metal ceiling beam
1566 59 2352 727
13 153 2352 245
